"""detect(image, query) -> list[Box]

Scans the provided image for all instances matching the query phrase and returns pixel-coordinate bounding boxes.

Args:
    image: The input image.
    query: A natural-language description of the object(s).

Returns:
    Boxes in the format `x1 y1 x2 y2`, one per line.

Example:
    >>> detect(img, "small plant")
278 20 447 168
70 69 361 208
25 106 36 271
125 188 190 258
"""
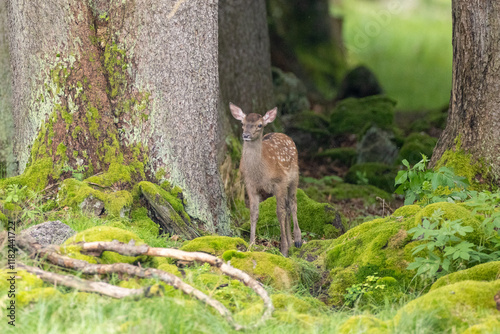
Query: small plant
5 184 28 203
355 171 369 185
394 155 469 205
406 208 497 281
344 274 385 307
61 164 88 181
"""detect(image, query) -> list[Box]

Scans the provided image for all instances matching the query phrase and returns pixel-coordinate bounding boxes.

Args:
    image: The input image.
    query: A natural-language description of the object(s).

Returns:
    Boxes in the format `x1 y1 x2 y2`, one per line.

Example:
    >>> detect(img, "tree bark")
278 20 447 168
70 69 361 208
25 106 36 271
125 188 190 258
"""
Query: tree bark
431 1 500 184
218 0 274 116
6 0 234 233
0 1 13 176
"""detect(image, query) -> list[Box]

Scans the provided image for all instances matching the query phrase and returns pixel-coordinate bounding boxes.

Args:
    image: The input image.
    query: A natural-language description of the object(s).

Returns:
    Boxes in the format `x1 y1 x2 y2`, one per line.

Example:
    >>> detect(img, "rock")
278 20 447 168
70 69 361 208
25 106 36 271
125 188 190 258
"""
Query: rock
21 220 76 245
357 126 399 165
336 65 384 101
79 195 105 216
329 95 396 136
397 132 437 165
345 163 398 193
272 67 310 115
222 250 300 290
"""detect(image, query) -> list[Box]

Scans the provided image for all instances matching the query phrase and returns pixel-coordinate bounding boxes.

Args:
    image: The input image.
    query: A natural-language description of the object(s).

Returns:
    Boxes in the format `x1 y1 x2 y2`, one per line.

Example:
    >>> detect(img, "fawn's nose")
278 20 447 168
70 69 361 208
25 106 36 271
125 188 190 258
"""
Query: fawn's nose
242 133 251 141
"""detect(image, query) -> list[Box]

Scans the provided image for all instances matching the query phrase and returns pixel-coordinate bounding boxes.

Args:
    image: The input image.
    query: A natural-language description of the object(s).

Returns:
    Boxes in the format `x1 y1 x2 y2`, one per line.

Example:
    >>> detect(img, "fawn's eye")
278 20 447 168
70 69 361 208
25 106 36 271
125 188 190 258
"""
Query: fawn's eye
258 124 262 128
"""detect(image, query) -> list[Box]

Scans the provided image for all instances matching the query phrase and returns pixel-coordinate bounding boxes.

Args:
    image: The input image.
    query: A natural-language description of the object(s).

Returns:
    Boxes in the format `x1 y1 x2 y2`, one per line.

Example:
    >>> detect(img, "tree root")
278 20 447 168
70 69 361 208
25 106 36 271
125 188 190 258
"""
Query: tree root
15 234 273 331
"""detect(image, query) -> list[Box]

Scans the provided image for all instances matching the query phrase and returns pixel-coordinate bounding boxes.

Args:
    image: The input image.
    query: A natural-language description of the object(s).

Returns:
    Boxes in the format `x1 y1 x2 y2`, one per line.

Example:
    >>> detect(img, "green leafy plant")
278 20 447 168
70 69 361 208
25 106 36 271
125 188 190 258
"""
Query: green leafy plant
344 274 385 307
61 164 88 181
5 184 28 203
394 155 469 205
406 208 499 280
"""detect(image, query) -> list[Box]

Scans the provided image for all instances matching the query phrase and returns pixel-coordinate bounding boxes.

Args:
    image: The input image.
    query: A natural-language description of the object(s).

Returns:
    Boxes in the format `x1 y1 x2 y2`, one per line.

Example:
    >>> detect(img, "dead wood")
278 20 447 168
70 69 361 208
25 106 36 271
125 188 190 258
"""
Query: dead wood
18 263 145 298
16 233 273 330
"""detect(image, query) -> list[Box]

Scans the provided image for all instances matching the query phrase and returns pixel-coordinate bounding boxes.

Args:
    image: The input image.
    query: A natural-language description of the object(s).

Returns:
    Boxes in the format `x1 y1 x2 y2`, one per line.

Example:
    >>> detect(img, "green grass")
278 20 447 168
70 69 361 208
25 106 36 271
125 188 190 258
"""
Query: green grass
335 0 452 110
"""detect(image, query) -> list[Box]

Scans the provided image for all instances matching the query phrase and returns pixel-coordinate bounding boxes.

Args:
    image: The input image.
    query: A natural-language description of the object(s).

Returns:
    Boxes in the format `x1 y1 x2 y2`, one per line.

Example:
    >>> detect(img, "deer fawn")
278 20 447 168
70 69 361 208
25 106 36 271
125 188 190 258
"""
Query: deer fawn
230 103 302 256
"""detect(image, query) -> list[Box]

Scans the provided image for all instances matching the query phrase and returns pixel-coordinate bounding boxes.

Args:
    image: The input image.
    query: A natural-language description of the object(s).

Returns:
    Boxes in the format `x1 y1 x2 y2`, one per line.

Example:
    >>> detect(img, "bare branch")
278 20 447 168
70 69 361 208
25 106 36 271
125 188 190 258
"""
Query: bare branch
18 263 144 298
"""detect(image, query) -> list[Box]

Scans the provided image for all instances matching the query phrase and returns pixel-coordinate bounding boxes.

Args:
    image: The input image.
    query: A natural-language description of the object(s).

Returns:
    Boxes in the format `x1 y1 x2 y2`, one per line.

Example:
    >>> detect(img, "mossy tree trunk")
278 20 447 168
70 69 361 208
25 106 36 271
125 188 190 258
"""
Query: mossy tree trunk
5 0 253 234
431 1 500 185
0 2 13 177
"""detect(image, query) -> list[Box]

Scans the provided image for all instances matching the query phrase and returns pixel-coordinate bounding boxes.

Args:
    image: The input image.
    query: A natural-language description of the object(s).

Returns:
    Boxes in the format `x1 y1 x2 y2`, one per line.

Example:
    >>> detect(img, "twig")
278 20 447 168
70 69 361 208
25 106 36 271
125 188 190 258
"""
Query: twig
18 263 145 298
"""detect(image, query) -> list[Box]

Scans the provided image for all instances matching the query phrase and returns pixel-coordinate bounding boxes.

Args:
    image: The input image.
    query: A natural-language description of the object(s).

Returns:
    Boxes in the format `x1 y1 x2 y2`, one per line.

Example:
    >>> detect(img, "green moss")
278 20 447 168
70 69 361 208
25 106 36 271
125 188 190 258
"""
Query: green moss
240 189 346 241
157 263 182 277
57 178 132 218
271 294 326 315
393 280 500 332
397 132 437 165
328 266 357 305
412 202 484 244
138 181 189 223
430 262 500 291
314 147 357 167
462 318 500 334
56 143 67 157
0 210 7 228
392 205 421 218
222 251 300 290
338 315 389 334
72 126 82 140
329 96 396 136
62 226 147 264
0 269 44 293
434 136 489 188
0 201 22 221
17 287 60 308
345 163 398 193
180 236 248 256
327 182 391 204
0 157 53 191
85 162 132 187
86 104 100 140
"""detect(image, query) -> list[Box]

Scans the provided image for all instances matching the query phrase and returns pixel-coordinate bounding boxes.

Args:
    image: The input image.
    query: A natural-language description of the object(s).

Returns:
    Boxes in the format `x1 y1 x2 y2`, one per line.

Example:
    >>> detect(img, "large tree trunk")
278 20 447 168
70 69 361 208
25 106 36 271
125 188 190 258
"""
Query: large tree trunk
0 1 13 177
6 0 236 234
218 0 274 116
431 1 500 185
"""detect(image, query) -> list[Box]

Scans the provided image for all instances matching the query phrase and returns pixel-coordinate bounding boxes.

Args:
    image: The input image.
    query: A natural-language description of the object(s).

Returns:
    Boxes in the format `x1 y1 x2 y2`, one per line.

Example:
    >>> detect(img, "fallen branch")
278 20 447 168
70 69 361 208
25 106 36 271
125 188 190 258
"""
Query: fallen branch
18 263 144 299
16 234 273 330
78 240 274 323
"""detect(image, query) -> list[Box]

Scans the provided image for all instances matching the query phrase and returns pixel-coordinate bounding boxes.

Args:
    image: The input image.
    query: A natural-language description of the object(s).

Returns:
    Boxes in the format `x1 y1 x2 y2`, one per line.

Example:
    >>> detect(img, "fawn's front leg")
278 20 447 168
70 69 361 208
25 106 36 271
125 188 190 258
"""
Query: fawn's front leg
248 190 260 246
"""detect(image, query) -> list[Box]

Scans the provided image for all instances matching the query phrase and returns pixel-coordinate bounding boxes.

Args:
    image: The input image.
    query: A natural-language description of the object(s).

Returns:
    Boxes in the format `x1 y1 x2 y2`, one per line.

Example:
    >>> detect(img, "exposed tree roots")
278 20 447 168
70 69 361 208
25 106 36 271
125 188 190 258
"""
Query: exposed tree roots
15 234 274 331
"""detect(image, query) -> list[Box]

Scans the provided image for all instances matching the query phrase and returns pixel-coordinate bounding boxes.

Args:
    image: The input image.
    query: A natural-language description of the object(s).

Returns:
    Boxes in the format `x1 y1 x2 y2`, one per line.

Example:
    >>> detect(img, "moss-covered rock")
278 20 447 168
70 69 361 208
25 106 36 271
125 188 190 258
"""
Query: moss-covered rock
345 163 398 193
430 262 500 291
61 226 147 264
180 236 248 256
0 269 49 309
0 157 53 191
393 280 500 332
314 147 357 167
392 205 421 218
329 95 396 136
240 189 345 241
0 200 22 222
397 132 437 165
222 250 300 290
272 67 310 115
57 178 132 217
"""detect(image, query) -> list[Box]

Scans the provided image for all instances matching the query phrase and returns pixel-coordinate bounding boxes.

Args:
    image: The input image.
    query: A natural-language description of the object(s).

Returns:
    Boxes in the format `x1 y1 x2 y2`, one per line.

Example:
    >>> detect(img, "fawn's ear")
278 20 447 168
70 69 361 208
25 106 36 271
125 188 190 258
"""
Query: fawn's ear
229 103 246 122
263 107 277 125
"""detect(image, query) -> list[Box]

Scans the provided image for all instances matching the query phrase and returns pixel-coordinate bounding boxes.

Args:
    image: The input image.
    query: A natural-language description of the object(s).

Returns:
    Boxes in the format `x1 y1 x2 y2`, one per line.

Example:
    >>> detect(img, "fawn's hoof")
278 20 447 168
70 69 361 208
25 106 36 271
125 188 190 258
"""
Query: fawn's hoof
294 240 303 248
